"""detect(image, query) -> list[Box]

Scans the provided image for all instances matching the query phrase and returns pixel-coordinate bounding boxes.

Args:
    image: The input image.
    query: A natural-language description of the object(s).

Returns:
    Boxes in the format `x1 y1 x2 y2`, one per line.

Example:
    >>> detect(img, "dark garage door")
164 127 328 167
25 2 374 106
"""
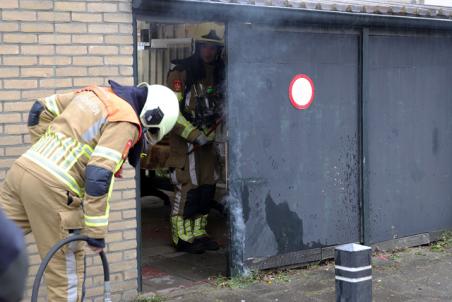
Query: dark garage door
366 34 452 244
227 23 361 266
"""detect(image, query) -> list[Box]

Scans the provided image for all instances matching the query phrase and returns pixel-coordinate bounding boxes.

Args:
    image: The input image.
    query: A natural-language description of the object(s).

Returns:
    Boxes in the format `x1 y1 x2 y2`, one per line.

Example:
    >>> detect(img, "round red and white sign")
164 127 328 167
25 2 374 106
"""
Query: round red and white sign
288 74 315 110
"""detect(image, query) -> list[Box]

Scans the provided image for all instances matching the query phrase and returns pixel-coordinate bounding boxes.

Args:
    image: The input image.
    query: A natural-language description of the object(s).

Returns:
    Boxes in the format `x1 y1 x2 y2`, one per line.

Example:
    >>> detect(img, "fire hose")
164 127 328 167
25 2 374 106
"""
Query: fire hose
31 234 111 302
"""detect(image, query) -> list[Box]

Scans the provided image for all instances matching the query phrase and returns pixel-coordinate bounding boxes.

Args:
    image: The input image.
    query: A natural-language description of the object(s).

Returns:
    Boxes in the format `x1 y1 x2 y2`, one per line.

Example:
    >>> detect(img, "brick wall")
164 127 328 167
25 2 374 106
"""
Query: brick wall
0 1 139 301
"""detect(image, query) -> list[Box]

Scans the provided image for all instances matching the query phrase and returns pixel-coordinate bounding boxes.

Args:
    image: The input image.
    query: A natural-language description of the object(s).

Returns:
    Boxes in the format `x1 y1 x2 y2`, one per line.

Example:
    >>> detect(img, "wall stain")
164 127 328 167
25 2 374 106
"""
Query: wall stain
265 193 311 253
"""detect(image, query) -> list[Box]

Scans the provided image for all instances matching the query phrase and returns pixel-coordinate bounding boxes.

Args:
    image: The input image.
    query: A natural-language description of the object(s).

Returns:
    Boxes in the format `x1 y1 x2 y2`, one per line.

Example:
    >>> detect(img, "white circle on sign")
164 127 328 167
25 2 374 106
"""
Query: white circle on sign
289 74 315 110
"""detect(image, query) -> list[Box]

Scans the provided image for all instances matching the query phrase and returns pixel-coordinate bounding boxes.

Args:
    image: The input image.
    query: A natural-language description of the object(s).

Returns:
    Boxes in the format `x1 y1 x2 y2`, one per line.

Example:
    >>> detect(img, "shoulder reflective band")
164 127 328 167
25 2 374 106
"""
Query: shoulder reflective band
44 95 60 116
92 146 122 164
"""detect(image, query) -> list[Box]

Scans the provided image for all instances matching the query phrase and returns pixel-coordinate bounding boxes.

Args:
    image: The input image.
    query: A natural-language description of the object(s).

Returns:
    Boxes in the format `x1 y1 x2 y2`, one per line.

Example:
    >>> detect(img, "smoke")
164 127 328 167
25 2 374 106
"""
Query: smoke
223 90 250 275
223 54 250 275
225 184 250 276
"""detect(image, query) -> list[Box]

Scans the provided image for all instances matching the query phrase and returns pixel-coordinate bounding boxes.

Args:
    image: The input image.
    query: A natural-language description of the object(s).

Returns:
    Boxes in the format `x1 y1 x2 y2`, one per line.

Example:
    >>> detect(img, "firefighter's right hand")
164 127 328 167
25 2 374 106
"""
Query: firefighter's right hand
86 237 105 253
89 246 103 253
194 133 210 146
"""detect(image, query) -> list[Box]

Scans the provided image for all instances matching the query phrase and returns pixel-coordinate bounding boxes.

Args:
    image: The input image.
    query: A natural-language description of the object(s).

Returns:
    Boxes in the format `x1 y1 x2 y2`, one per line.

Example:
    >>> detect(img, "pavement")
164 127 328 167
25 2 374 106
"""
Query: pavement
140 196 228 294
139 196 452 302
140 244 452 302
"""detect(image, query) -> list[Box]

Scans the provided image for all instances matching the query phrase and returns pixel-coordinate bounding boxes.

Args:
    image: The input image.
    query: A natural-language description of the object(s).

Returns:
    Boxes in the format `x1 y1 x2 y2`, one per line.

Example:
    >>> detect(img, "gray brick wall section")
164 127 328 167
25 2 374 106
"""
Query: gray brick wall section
0 1 139 301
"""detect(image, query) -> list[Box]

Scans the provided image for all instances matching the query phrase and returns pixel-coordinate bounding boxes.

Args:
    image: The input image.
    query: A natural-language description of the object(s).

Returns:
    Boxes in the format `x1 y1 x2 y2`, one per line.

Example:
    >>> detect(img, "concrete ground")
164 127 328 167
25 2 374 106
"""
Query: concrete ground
139 197 452 302
141 244 452 302
140 196 228 294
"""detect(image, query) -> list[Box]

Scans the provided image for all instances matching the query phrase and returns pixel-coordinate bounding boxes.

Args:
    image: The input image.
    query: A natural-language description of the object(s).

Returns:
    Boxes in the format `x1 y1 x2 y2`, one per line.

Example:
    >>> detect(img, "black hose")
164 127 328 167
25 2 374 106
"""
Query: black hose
31 234 111 302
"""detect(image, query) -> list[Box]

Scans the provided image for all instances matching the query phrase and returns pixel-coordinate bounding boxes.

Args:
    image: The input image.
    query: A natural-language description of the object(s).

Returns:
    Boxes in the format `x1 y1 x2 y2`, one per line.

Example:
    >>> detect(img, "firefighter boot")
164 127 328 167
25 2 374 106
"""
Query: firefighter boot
193 214 219 251
175 240 205 254
171 215 205 254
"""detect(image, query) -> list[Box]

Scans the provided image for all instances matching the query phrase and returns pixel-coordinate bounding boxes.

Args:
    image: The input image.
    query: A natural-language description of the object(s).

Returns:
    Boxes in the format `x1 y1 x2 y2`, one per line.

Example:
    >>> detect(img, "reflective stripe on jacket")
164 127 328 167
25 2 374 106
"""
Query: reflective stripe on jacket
18 87 140 238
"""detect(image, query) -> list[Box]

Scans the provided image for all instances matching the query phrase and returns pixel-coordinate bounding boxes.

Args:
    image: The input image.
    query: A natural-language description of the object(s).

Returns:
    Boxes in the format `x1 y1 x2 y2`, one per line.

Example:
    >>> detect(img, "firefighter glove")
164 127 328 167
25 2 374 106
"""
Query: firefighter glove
86 237 105 249
194 133 210 146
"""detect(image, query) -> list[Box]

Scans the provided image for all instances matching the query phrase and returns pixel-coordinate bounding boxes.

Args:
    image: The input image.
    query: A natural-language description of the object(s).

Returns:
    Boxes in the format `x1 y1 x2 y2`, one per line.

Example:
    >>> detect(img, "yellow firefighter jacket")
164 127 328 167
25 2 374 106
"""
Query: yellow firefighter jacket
141 63 219 171
16 86 141 238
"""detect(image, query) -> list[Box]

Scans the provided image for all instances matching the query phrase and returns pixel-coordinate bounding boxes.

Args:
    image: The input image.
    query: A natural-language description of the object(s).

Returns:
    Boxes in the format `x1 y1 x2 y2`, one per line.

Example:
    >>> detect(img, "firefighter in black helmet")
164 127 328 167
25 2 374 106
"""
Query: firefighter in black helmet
141 22 225 254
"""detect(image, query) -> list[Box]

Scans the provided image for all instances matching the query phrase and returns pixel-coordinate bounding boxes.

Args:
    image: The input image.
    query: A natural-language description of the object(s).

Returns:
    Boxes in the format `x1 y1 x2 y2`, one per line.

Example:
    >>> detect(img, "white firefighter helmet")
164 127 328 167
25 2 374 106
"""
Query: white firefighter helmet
138 83 179 145
193 22 224 47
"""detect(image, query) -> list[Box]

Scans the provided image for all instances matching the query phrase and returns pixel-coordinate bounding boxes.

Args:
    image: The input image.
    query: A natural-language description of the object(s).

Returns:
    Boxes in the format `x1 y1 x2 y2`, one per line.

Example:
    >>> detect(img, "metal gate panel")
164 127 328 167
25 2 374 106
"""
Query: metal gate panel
227 23 360 264
366 34 452 244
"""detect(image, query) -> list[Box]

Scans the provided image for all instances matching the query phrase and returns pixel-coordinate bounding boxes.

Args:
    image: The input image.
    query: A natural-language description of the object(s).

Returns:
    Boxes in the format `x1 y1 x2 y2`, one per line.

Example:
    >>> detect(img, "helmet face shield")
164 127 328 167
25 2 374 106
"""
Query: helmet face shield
143 127 160 146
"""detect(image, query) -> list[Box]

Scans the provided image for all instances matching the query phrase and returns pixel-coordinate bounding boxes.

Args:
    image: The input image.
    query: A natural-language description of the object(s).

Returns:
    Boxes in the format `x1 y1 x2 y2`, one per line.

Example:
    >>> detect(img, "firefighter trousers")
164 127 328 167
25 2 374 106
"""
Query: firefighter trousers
169 143 217 245
0 162 85 302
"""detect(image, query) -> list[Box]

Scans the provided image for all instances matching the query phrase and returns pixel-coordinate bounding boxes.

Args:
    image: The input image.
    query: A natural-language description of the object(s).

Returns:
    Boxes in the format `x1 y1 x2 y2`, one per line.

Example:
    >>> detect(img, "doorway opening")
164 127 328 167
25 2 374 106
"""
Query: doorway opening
136 20 229 294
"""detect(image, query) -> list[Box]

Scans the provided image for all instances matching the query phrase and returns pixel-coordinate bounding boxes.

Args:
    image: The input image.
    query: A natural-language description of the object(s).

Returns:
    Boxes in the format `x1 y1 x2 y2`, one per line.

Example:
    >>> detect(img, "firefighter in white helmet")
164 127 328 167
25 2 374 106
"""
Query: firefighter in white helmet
142 22 225 254
0 80 179 301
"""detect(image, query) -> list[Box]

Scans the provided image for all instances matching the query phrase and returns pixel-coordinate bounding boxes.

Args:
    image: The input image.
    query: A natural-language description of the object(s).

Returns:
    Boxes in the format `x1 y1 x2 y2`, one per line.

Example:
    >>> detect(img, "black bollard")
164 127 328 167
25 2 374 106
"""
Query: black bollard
335 243 372 302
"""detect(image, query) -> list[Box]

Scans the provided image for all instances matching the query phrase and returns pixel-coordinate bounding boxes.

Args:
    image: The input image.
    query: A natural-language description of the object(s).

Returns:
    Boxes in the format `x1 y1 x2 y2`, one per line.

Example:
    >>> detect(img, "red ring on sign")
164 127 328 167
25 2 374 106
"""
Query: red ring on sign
288 74 315 110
